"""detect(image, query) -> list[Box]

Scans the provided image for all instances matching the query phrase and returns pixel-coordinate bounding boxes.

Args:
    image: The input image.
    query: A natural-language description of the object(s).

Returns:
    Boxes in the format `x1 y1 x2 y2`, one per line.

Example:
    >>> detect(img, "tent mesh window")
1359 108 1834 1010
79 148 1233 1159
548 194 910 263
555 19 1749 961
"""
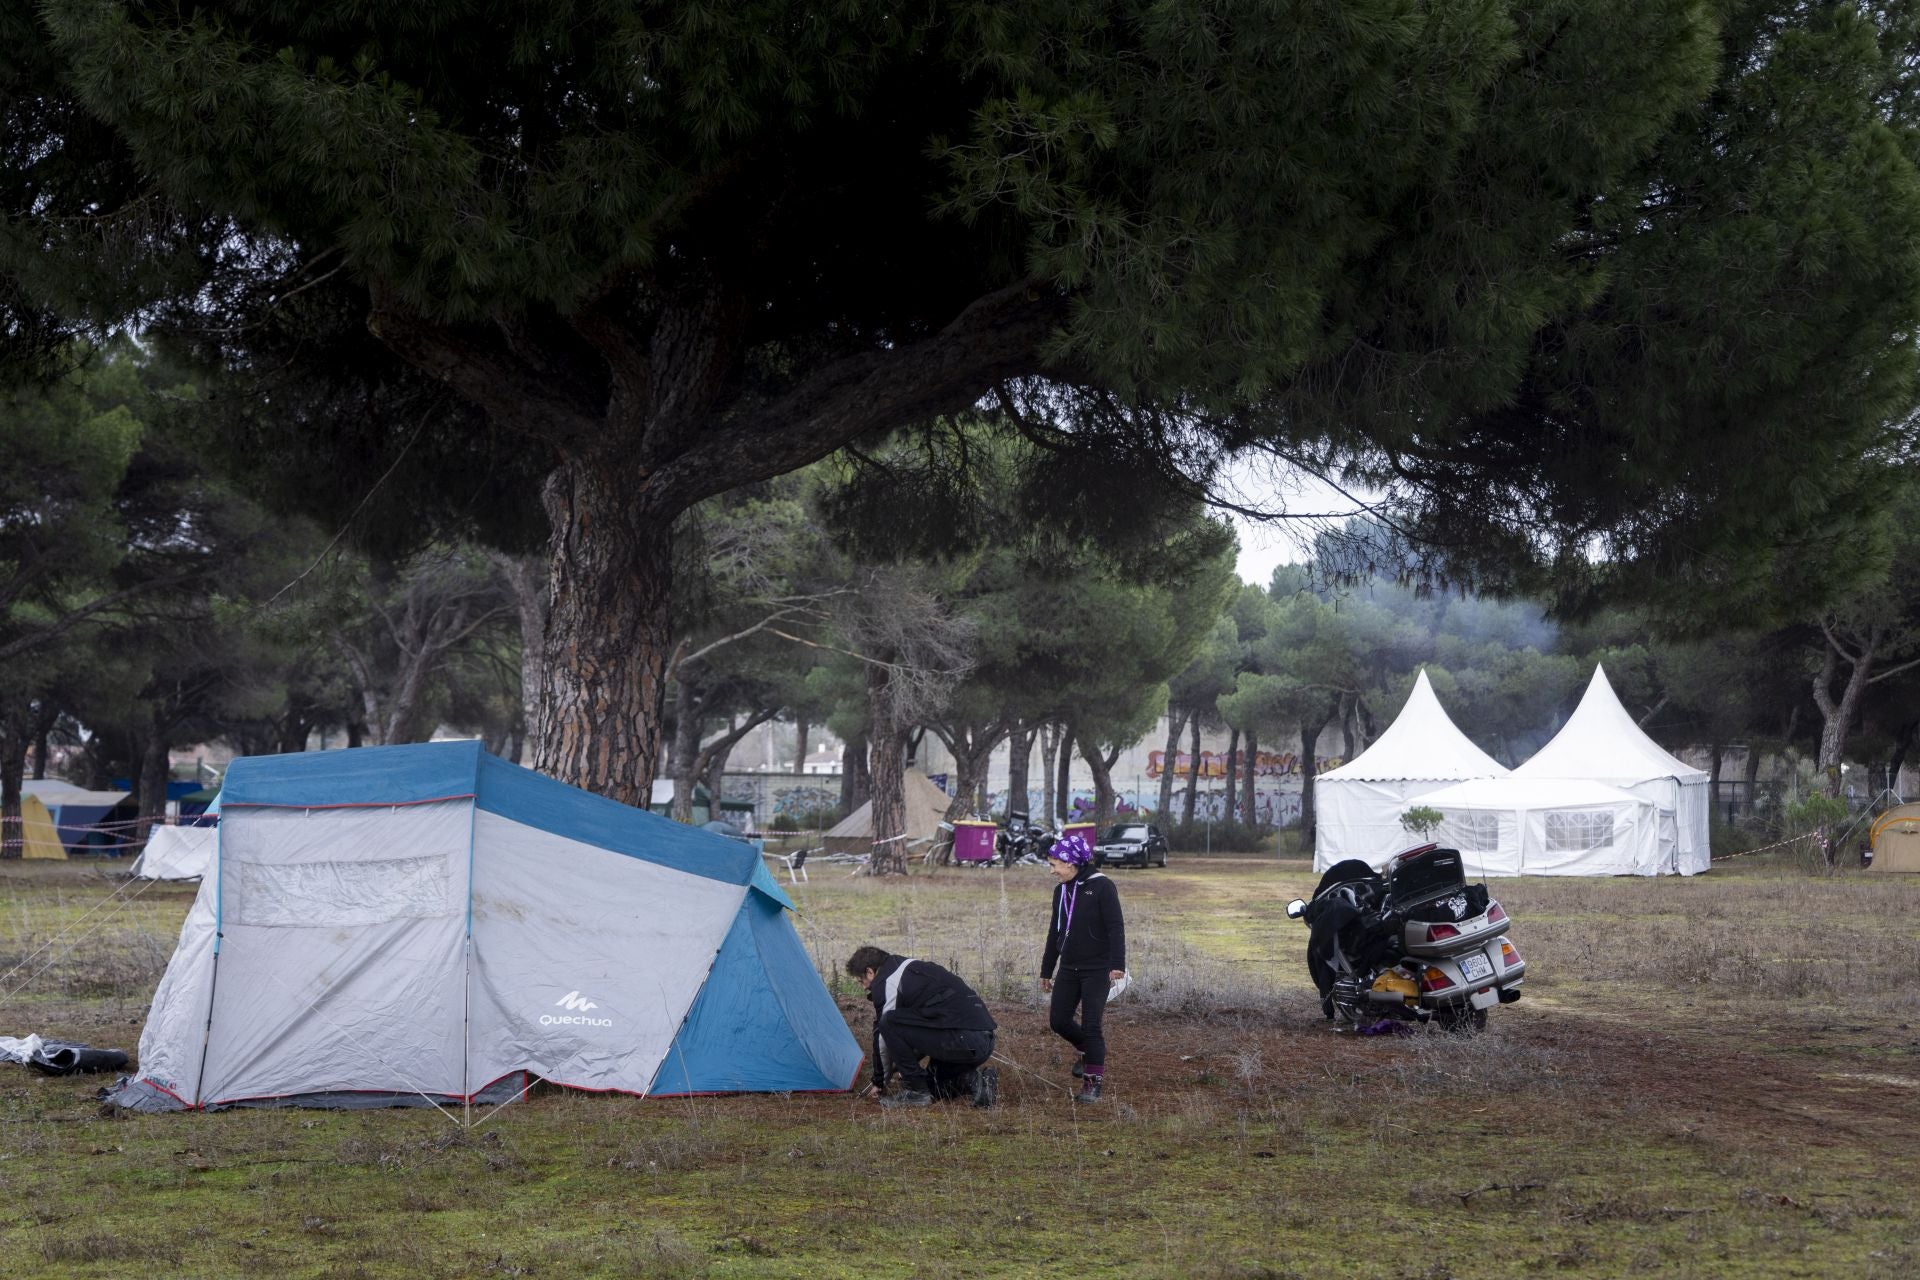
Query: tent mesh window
1454 812 1501 856
1545 809 1615 852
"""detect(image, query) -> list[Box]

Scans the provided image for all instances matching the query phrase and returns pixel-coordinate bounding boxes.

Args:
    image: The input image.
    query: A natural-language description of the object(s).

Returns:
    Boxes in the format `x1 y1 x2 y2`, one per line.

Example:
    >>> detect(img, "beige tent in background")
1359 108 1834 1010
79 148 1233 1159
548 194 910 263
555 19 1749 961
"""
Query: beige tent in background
1869 803 1920 872
823 769 954 855
11 795 67 859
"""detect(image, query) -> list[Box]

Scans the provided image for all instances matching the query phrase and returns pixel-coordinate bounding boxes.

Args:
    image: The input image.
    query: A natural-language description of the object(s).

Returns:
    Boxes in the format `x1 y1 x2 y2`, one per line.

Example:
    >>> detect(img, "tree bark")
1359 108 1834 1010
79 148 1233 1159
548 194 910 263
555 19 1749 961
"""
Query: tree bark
1742 744 1763 820
1885 721 1918 798
1006 721 1034 819
1222 727 1240 824
1156 709 1185 823
1242 727 1259 828
1300 717 1332 847
841 734 871 815
1082 739 1122 828
1182 714 1201 827
531 455 674 808
0 712 24 859
792 717 809 774
491 550 549 762
30 702 55 780
866 662 909 876
1056 725 1074 822
1039 723 1058 828
136 721 172 851
668 699 703 823
1812 634 1874 798
1707 742 1723 823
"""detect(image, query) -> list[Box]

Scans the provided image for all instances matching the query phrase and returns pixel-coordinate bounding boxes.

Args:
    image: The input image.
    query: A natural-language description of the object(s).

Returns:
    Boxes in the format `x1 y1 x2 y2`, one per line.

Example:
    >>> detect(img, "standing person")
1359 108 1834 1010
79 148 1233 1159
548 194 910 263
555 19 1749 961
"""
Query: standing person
846 946 998 1109
1039 833 1126 1103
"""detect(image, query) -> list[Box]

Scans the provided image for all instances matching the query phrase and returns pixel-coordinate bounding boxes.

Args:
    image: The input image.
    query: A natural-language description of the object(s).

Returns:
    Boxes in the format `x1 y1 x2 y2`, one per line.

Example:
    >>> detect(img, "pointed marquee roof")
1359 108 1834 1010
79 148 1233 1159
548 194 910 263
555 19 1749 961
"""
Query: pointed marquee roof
1321 670 1508 784
1515 664 1707 784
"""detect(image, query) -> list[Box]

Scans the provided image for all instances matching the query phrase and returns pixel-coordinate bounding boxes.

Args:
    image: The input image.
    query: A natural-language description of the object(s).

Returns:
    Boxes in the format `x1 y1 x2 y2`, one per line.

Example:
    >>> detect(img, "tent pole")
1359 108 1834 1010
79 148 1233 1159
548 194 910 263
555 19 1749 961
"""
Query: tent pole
192 816 226 1109
462 800 478 1129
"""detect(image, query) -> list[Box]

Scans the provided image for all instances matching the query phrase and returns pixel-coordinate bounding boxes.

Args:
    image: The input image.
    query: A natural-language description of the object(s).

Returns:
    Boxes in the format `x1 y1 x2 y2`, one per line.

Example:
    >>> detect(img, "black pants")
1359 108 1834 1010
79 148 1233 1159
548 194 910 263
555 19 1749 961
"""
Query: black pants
1049 969 1111 1069
877 1018 993 1095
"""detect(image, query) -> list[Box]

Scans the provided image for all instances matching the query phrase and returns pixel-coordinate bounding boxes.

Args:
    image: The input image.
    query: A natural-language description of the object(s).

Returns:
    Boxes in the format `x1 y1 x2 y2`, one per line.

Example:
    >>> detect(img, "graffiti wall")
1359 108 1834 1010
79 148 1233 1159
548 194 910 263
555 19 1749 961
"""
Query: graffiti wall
1147 749 1344 780
980 785 1307 828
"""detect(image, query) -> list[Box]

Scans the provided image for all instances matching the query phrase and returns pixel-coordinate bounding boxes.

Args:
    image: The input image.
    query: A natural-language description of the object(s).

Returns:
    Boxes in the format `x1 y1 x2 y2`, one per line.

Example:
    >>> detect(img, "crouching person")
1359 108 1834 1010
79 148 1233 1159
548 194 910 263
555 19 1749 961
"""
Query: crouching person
846 945 998 1109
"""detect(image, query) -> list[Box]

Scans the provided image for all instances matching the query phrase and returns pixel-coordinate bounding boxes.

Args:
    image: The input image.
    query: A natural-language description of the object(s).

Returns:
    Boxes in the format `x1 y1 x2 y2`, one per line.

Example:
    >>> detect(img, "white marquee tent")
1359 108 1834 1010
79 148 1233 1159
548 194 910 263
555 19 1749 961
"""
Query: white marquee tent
1417 776 1665 877
1514 665 1710 875
129 825 216 881
1314 670 1509 870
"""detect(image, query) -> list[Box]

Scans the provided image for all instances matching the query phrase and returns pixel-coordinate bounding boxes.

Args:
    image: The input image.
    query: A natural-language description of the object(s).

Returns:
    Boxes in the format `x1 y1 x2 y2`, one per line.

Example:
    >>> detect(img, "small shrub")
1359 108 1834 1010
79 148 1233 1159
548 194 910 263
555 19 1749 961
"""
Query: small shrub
768 813 798 833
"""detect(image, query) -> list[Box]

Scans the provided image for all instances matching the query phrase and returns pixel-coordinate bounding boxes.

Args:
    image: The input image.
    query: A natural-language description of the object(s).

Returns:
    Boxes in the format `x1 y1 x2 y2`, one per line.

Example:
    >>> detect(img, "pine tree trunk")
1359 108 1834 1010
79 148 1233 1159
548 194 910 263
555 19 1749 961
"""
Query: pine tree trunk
1742 744 1763 819
532 455 673 807
1038 724 1057 828
1007 722 1034 819
491 550 549 762
1242 727 1259 828
1222 728 1240 824
841 734 871 814
1812 636 1875 798
136 722 171 851
1182 715 1201 827
30 703 55 780
1083 741 1120 828
1885 722 1917 797
792 718 809 774
1707 742 1723 823
1056 726 1074 822
1157 710 1185 822
0 712 24 859
1300 719 1330 846
669 701 702 823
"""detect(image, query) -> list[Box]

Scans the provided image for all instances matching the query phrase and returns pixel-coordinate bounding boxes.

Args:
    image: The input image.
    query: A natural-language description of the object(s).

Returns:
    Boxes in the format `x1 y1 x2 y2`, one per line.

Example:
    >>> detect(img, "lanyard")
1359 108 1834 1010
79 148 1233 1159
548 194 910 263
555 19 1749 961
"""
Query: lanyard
1062 881 1081 938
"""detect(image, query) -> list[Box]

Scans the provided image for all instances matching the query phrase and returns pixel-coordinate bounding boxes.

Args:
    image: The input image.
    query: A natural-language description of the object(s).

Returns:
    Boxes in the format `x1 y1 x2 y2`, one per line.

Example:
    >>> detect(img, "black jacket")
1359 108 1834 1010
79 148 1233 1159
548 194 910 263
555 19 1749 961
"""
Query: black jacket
1041 868 1126 978
865 954 996 1087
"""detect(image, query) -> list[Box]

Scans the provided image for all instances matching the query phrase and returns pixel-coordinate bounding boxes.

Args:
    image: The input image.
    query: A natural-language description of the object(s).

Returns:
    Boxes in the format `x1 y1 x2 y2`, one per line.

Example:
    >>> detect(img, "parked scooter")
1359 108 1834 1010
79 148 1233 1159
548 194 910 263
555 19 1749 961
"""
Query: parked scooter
1286 844 1526 1033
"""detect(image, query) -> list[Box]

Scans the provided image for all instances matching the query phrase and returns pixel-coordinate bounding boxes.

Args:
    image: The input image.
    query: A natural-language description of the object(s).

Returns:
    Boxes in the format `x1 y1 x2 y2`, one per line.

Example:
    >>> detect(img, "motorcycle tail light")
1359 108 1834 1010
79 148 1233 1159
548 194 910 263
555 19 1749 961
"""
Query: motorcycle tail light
1426 923 1460 942
1487 902 1507 923
1500 941 1521 966
1420 966 1455 992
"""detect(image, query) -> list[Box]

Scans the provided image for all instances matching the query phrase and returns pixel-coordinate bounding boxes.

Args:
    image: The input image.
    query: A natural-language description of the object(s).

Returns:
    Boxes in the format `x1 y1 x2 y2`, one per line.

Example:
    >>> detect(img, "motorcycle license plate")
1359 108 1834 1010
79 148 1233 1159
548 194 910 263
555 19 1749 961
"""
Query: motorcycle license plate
1458 951 1494 983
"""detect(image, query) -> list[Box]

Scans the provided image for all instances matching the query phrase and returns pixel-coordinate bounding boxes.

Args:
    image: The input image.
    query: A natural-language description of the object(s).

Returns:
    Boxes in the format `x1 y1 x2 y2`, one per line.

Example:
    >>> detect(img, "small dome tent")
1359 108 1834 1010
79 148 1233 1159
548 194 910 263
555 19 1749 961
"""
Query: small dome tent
110 742 861 1112
1314 670 1509 870
9 794 67 860
129 824 216 880
1514 665 1710 875
1417 776 1665 876
1869 803 1920 872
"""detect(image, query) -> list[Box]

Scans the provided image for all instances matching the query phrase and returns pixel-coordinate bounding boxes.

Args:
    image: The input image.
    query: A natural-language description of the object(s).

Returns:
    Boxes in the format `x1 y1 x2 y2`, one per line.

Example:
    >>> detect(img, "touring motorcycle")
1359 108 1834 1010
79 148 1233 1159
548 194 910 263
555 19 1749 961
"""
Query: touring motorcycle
1286 844 1526 1032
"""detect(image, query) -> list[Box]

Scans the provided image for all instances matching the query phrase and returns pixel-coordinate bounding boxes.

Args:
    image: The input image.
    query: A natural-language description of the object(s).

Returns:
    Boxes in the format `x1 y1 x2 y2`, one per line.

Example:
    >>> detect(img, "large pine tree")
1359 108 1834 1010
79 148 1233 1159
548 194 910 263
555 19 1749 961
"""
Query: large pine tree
10 1 1920 802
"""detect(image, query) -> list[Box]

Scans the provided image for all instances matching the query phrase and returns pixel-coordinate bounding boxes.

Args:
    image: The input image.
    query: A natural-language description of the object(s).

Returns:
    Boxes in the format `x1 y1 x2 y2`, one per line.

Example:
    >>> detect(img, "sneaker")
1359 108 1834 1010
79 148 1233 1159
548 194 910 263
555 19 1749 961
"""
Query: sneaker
1073 1078 1102 1104
971 1067 999 1109
880 1088 933 1109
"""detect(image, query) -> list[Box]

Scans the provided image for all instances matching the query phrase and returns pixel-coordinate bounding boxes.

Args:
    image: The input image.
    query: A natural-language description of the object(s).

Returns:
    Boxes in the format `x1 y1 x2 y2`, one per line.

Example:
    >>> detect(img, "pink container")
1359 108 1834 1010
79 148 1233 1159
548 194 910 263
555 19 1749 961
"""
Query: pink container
953 820 998 864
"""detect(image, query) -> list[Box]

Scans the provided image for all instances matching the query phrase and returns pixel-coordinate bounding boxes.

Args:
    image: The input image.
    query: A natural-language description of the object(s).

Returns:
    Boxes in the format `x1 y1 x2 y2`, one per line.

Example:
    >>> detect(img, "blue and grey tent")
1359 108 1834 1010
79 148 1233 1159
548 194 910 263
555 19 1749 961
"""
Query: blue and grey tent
111 741 860 1111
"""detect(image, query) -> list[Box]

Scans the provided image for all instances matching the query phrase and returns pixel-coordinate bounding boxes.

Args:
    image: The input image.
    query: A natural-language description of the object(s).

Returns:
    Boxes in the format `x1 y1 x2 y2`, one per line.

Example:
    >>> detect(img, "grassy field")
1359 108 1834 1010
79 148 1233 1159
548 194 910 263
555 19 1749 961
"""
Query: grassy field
2 850 1917 1279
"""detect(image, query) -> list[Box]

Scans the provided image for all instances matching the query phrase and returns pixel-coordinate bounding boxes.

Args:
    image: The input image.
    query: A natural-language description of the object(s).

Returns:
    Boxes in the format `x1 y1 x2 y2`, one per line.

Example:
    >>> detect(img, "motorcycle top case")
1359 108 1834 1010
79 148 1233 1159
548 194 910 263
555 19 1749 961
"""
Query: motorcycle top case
1385 846 1468 911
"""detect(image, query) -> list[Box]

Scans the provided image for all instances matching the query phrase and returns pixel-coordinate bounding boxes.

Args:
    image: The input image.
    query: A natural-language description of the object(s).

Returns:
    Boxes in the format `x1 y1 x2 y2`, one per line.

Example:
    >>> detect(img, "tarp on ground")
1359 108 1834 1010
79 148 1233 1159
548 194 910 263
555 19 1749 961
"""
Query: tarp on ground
109 741 861 1112
1314 670 1509 870
1514 665 1710 875
1416 776 1665 877
129 824 215 880
823 768 952 855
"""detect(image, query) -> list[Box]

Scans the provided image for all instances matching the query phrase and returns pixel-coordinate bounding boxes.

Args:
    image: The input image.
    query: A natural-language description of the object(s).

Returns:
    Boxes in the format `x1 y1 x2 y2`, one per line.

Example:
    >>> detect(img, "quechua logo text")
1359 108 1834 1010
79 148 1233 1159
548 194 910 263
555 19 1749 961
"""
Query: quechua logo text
541 990 613 1028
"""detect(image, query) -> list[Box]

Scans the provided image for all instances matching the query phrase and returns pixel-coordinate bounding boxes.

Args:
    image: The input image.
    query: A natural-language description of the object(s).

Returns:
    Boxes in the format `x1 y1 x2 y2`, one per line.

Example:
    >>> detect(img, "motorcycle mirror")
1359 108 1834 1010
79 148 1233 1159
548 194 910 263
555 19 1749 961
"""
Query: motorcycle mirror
1285 898 1307 920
